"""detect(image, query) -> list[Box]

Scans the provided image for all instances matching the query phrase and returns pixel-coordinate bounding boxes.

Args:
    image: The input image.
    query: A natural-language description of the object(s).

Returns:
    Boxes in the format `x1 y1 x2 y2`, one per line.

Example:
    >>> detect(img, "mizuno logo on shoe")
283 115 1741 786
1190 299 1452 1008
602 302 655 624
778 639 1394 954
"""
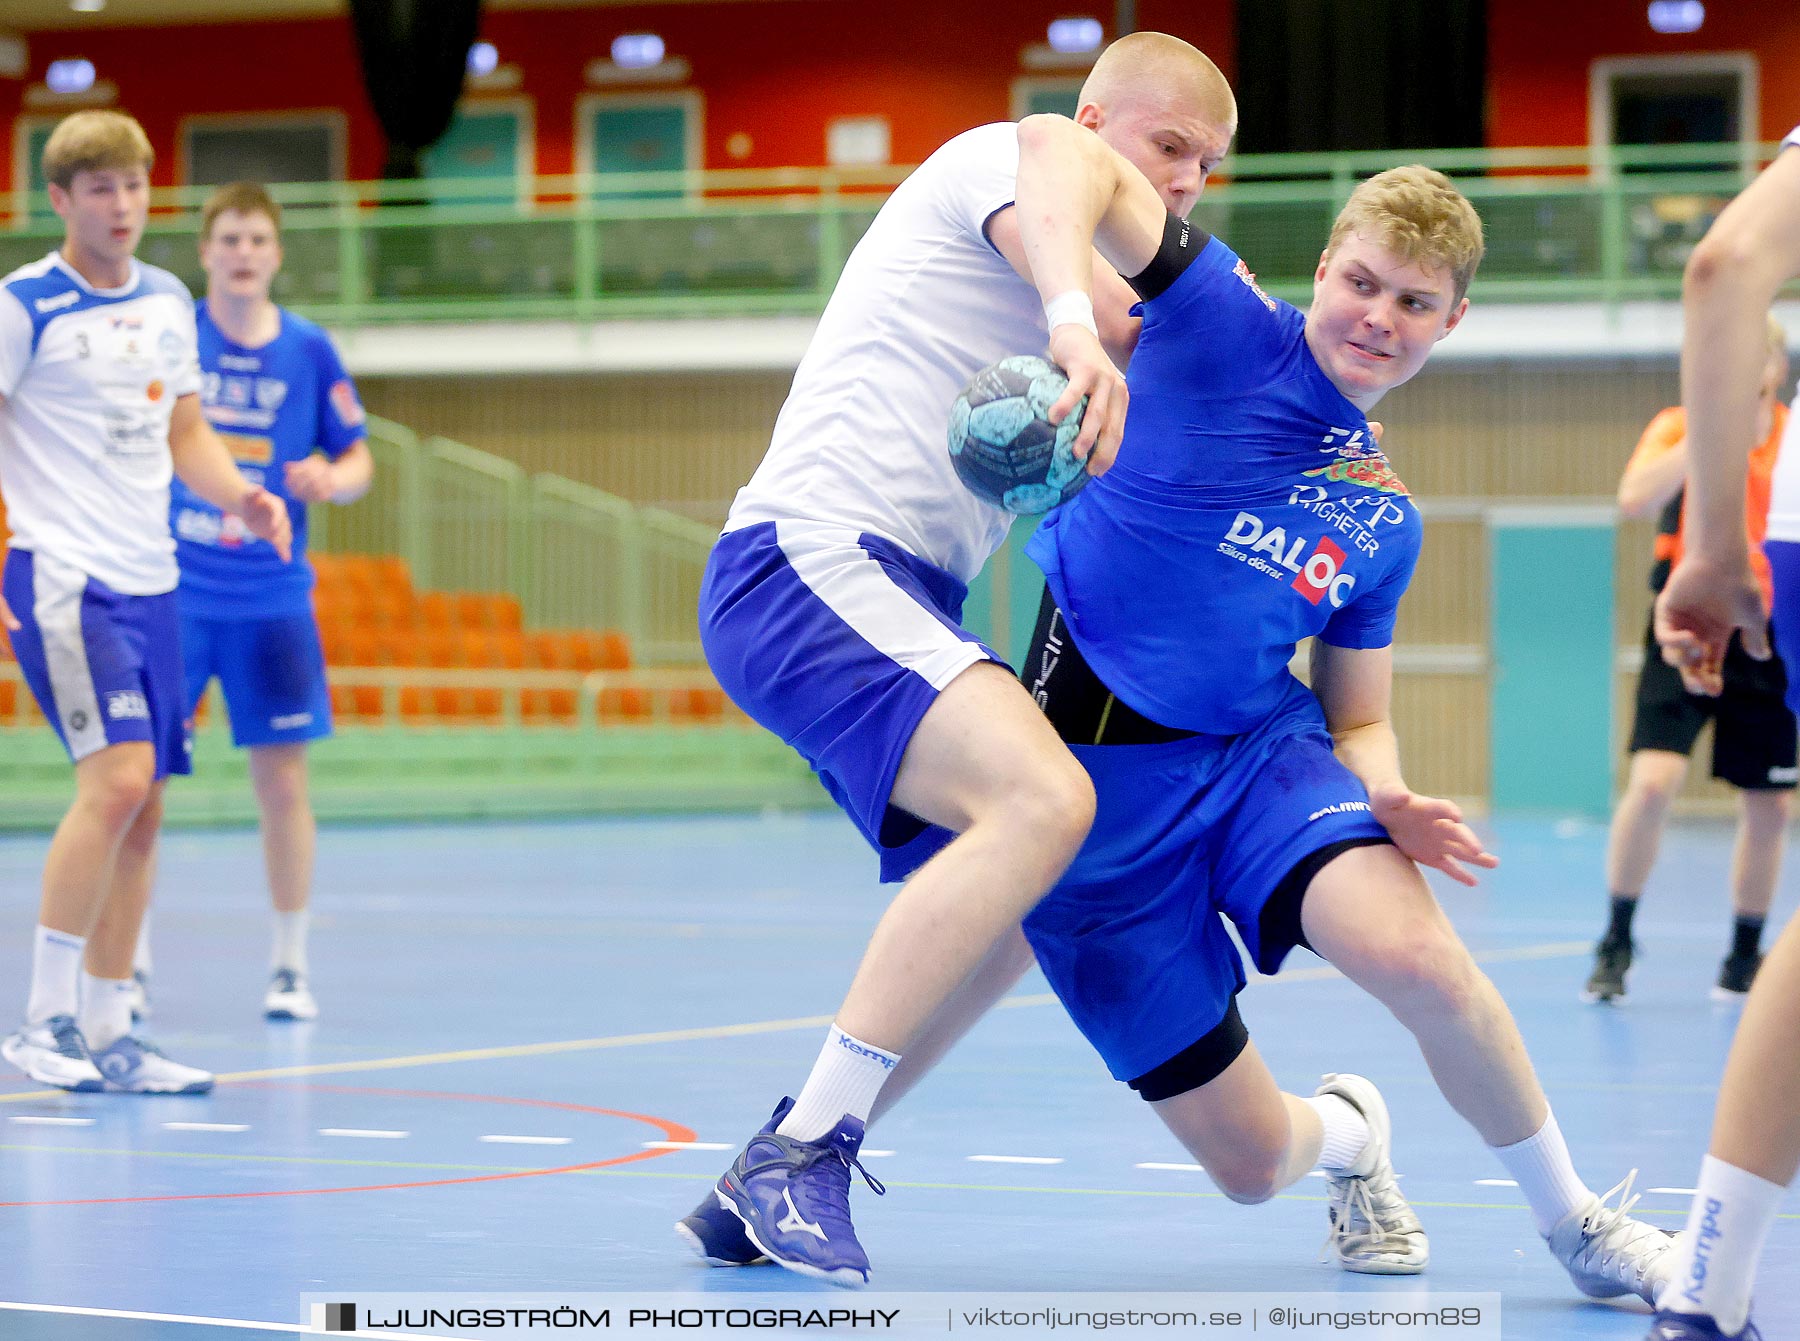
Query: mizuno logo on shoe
775 1189 828 1241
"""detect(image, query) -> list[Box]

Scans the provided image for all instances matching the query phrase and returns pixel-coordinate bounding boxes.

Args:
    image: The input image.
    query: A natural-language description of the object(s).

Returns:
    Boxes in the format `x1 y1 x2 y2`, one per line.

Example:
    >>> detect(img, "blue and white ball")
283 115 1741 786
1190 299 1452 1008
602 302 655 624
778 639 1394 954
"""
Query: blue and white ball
947 355 1090 515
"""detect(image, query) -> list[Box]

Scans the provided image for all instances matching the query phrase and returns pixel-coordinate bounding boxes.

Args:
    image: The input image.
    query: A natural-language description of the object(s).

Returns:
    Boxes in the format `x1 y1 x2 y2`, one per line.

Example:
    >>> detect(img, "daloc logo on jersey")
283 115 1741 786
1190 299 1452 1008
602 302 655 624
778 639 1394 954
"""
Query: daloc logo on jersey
254 378 287 411
1219 511 1357 608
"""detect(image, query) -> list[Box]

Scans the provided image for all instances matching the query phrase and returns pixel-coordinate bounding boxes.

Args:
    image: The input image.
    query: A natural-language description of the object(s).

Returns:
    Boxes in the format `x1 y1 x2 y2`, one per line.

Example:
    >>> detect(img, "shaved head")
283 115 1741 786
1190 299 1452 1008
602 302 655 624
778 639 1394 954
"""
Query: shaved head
1079 32 1237 133
1071 32 1237 217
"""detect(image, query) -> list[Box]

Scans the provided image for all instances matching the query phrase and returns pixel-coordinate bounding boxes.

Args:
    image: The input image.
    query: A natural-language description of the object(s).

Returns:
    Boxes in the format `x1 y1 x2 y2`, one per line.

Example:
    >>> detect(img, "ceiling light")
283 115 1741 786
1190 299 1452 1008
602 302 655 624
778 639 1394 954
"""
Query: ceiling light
611 33 665 70
46 58 95 94
1047 17 1103 54
466 41 498 77
1647 1 1704 33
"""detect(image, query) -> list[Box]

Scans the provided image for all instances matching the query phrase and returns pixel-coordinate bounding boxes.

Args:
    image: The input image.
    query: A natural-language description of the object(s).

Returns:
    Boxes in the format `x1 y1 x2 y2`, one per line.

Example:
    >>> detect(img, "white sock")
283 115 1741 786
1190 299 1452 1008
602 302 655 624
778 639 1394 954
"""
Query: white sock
1492 1112 1594 1236
271 909 310 974
1307 1093 1373 1173
133 913 152 977
25 926 85 1026
776 1025 900 1142
77 973 135 1052
1661 1155 1785 1331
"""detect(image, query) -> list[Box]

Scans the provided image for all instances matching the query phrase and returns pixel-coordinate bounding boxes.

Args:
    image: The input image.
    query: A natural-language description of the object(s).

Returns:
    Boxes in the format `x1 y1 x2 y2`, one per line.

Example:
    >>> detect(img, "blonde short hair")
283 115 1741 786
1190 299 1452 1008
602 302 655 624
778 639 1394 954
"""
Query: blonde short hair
201 181 282 242
42 110 153 189
1325 165 1485 305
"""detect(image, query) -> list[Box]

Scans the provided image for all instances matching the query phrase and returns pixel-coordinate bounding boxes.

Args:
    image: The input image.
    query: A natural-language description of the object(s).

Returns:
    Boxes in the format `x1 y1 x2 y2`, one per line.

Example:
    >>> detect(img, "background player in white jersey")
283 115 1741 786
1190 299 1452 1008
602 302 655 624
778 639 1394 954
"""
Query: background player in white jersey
131 182 372 1025
1646 126 1800 1341
0 112 290 1095
685 34 1235 1284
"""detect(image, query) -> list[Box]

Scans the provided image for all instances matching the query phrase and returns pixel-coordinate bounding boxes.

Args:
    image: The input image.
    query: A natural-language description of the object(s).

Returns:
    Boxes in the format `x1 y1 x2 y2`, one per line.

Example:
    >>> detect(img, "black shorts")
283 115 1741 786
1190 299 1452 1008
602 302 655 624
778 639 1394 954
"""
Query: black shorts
1629 617 1798 790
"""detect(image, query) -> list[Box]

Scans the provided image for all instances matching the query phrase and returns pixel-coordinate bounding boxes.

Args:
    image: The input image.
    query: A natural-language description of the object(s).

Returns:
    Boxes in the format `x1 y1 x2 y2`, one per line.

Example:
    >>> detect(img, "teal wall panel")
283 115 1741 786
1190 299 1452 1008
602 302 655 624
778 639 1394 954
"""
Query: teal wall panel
1490 510 1615 814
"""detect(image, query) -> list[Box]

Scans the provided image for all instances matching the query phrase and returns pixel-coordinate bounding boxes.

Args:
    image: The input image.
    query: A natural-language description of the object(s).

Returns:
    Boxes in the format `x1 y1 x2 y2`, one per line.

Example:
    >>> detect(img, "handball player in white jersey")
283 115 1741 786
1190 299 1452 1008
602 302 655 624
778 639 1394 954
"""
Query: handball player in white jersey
1647 125 1800 1341
0 112 289 1095
684 33 1236 1284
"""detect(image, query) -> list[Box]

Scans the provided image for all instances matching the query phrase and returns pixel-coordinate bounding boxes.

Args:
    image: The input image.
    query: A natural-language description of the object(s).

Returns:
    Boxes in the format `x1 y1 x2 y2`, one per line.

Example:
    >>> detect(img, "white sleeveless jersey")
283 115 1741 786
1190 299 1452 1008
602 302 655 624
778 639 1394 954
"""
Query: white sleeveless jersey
725 122 1049 585
1765 126 1800 543
0 253 201 594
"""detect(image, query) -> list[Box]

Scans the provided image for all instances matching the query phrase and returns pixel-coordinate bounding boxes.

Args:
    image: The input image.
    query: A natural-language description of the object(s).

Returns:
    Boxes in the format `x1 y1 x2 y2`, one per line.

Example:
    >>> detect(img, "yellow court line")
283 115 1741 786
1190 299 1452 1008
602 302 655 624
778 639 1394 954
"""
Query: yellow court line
0 939 1593 1104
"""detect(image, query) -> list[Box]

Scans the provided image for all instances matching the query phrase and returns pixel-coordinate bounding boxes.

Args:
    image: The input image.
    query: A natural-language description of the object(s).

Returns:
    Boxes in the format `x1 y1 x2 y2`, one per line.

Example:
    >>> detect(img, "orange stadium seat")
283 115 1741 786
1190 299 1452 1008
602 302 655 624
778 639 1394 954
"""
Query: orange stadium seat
417 591 454 630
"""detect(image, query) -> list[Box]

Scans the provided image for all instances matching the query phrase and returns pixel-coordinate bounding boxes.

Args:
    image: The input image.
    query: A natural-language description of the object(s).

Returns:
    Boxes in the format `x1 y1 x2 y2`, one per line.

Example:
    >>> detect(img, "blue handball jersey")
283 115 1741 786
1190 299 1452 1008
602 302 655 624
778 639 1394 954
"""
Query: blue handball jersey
171 304 364 619
1026 231 1424 735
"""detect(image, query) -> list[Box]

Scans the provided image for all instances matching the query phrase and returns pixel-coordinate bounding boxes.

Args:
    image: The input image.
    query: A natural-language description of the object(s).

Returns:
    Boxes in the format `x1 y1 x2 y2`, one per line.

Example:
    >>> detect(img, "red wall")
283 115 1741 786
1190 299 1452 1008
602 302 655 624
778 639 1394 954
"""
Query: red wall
1487 0 1800 147
6 0 1794 191
0 0 1235 189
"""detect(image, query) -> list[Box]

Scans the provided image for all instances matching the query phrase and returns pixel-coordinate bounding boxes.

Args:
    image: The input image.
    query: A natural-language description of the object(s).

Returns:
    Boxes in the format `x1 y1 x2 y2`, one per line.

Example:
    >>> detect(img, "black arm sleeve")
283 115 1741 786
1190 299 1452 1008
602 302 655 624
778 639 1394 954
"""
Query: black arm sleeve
1123 213 1212 302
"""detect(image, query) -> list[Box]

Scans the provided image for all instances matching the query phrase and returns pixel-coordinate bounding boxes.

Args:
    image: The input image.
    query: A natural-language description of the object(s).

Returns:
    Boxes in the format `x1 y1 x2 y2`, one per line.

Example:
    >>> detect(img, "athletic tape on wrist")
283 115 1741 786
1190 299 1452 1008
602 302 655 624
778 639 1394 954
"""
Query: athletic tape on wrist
1044 290 1098 338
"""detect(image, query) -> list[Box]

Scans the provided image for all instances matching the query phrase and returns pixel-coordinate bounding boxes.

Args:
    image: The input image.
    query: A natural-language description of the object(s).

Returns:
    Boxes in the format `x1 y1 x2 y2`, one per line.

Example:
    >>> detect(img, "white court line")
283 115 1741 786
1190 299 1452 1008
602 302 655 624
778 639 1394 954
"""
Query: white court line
1135 1162 1205 1172
479 1134 572 1146
0 939 1593 1101
318 1128 410 1139
1476 1178 1519 1187
1649 1187 1699 1196
0 1300 440 1337
641 1140 733 1151
8 1116 93 1127
968 1155 1063 1165
163 1122 250 1133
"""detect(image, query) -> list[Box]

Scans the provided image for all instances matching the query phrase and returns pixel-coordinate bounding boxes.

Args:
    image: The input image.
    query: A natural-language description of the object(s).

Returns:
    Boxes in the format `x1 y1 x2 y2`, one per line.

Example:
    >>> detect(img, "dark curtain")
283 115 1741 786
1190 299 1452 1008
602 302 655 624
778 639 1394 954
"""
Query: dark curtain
1234 0 1485 154
348 0 483 179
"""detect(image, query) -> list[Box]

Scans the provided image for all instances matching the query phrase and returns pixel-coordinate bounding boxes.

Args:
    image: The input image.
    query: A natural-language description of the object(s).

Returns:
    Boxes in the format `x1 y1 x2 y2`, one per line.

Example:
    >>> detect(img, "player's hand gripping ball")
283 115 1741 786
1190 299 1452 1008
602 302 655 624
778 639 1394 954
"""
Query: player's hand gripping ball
948 355 1090 515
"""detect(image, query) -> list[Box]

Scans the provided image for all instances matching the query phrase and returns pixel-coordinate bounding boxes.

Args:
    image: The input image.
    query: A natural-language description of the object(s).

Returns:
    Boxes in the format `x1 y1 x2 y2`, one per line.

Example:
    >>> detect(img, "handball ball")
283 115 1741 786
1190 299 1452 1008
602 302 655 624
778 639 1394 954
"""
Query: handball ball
947 354 1090 515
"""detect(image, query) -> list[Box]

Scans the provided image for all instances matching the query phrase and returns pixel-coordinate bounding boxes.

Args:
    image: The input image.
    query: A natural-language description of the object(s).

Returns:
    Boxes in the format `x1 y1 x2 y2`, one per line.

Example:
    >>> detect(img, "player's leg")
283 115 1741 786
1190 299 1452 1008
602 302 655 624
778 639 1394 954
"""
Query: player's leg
870 924 1037 1121
1148 1047 1426 1274
1651 917 1800 1340
1650 551 1800 1340
2 551 157 1088
131 604 223 1021
1709 627 1796 1000
711 663 1092 1285
2 742 156 1090
84 589 210 1094
223 612 333 1020
691 526 1093 1285
1592 622 1706 1002
250 743 319 1018
1592 749 1687 1002
1301 845 1672 1302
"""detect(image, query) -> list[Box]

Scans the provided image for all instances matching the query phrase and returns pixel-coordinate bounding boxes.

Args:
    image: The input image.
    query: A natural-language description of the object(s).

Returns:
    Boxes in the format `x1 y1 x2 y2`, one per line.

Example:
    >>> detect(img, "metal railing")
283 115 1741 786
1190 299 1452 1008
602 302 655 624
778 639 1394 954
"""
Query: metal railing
312 415 716 665
3 142 1788 324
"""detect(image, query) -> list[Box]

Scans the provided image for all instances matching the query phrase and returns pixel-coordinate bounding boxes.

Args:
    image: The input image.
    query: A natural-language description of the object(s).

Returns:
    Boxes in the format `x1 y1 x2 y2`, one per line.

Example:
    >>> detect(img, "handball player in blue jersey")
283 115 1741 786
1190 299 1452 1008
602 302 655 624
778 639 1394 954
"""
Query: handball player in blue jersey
1000 114 1675 1303
0 113 290 1095
136 182 372 1024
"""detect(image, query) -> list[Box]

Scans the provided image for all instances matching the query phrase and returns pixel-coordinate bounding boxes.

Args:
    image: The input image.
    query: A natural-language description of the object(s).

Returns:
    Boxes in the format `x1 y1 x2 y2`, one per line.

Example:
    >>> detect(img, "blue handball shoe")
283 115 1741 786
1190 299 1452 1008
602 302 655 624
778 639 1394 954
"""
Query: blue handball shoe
1647 1312 1762 1340
713 1110 885 1286
674 1097 794 1266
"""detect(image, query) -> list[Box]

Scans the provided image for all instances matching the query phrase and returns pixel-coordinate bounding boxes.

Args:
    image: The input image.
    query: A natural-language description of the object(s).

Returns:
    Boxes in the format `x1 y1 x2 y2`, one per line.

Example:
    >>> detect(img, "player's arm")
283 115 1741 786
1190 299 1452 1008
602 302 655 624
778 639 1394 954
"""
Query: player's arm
1012 114 1169 471
1616 432 1687 518
284 438 373 506
167 394 292 561
1311 641 1498 886
987 211 1144 366
1657 144 1800 689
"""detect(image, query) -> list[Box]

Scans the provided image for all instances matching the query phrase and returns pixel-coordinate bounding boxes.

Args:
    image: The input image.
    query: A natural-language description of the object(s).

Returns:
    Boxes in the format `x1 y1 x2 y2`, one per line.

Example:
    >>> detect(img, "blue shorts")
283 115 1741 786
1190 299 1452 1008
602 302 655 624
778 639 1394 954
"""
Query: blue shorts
1022 678 1391 1084
1767 541 1800 718
2 549 191 779
180 608 333 749
700 520 1003 881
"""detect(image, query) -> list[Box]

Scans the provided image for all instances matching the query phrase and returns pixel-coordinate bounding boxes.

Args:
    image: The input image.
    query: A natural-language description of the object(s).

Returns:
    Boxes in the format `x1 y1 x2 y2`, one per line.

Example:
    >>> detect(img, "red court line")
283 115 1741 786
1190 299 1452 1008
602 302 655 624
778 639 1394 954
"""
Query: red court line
0 1082 698 1210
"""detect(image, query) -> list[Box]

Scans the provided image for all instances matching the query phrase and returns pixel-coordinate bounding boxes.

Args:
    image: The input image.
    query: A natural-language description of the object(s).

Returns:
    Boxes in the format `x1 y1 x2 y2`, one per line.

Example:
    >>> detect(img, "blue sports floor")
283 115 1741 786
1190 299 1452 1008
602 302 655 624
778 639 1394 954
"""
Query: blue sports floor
0 812 1794 1339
